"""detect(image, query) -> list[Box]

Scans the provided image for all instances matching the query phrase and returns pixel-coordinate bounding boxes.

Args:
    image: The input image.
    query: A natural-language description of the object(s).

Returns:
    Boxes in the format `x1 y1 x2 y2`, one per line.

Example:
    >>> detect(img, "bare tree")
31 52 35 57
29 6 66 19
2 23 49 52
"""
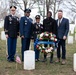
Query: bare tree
48 0 63 18
63 0 76 13
0 0 8 20
62 0 76 23
8 0 63 19
0 0 64 20
37 0 63 19
9 0 37 11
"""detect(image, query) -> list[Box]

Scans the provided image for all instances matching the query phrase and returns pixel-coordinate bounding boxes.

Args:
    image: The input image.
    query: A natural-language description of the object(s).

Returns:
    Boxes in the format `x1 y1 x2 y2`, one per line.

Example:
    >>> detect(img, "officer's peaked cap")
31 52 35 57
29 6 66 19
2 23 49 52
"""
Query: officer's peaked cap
35 15 40 19
10 6 17 9
24 8 31 13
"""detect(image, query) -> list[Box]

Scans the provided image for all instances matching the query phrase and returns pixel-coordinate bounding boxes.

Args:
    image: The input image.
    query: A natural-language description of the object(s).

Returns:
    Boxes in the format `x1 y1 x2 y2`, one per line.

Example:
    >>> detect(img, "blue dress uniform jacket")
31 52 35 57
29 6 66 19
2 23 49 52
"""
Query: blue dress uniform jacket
20 16 33 38
4 15 19 62
4 15 19 37
20 16 33 61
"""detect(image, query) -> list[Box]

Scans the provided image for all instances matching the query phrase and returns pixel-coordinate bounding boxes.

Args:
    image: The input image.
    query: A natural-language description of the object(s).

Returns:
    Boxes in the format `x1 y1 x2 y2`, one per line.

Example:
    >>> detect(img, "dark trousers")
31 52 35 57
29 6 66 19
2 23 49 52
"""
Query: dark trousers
34 39 40 60
21 38 30 61
7 37 17 60
44 40 53 62
34 46 40 60
57 39 66 59
44 40 52 57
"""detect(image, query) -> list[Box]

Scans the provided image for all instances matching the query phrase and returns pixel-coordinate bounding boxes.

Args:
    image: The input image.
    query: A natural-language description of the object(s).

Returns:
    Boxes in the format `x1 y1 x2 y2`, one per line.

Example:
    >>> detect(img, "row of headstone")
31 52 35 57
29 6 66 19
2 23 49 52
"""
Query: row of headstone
1 31 6 40
68 24 76 44
68 33 76 44
70 24 75 34
68 35 73 44
0 31 75 44
0 20 4 28
0 25 76 44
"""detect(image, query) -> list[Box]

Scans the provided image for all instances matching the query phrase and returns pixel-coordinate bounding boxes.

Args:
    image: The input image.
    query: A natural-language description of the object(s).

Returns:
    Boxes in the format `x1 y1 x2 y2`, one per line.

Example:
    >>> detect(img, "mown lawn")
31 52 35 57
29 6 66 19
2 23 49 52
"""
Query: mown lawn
0 28 76 75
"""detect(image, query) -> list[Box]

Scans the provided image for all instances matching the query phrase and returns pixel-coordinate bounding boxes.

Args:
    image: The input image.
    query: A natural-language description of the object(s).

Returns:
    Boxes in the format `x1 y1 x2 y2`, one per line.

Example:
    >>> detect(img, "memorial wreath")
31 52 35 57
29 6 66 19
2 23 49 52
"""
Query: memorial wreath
36 32 57 54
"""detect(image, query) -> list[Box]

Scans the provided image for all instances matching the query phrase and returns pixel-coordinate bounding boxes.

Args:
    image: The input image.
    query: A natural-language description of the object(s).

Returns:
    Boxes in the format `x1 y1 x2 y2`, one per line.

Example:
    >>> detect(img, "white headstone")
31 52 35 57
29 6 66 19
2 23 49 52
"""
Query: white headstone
0 20 4 28
68 36 73 44
75 34 76 40
73 53 76 72
1 31 6 40
24 50 35 70
70 24 75 34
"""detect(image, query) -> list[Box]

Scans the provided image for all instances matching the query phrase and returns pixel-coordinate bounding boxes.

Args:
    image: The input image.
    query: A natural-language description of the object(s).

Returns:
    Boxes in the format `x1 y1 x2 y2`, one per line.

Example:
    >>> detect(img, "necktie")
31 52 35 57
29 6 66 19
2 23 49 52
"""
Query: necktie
58 19 61 26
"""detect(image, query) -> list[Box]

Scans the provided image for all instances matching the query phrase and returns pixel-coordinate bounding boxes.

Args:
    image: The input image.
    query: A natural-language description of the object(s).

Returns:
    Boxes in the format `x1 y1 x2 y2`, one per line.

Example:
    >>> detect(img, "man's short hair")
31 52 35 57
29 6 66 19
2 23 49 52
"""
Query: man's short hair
58 10 63 12
47 11 52 16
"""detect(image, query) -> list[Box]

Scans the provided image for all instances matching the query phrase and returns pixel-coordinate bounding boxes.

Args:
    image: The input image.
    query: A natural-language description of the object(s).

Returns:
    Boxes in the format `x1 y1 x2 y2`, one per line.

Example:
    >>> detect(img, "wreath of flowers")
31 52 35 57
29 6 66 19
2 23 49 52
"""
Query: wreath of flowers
37 32 57 42
36 32 57 54
36 44 54 54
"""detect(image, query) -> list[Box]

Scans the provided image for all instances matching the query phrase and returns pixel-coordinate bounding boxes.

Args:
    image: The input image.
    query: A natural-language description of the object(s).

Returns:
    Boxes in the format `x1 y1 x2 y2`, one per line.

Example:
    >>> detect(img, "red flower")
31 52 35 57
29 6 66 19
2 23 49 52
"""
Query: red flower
40 38 43 40
41 50 45 53
36 45 39 48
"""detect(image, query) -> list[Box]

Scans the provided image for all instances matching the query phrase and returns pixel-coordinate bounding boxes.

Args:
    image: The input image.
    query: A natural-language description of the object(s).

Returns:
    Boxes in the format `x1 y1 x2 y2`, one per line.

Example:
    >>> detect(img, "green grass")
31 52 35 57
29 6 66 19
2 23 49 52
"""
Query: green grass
0 28 76 75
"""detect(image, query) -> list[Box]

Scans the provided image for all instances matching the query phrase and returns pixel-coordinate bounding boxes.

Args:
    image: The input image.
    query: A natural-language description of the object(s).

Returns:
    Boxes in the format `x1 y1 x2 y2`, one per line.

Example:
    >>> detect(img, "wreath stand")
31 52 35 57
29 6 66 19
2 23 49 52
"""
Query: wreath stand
34 38 58 61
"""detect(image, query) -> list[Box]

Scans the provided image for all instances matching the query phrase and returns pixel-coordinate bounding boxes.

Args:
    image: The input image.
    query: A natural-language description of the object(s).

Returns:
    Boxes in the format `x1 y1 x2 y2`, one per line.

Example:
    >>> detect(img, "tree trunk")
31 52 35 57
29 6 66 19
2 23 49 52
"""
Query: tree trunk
23 0 27 9
46 0 49 16
53 0 56 19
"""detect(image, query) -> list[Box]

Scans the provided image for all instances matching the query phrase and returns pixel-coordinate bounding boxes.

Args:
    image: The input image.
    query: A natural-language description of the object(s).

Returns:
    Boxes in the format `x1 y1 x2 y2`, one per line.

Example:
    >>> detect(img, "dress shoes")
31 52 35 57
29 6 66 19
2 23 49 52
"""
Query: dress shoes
61 60 66 65
7 59 15 62
42 58 47 62
55 58 60 63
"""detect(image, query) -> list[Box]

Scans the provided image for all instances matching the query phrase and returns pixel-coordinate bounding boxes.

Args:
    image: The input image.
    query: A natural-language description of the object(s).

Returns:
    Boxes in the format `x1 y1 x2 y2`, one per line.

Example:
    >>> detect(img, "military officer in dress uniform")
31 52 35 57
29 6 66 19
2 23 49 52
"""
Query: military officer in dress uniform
33 15 43 62
20 8 33 61
4 6 19 62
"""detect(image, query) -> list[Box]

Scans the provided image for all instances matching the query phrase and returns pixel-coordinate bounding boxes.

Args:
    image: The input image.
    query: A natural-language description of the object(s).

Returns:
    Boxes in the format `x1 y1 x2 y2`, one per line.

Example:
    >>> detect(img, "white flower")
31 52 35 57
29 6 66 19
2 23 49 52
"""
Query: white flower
39 46 42 50
51 37 54 40
42 46 45 49
48 50 51 52
45 50 48 53
50 33 53 36
47 48 51 52
40 33 44 38
50 47 53 50
55 38 57 41
45 33 49 36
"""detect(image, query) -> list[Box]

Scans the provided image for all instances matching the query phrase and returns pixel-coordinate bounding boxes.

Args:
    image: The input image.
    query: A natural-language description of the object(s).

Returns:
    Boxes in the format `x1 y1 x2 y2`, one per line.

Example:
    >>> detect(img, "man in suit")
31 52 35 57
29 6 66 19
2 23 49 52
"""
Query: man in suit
20 8 33 61
33 15 43 62
4 6 19 62
56 10 69 65
43 11 57 63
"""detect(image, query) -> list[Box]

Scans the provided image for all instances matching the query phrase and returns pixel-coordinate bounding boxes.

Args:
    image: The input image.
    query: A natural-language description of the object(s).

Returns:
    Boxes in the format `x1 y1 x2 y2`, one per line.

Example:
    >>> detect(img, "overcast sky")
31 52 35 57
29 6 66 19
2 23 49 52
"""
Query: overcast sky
0 0 76 23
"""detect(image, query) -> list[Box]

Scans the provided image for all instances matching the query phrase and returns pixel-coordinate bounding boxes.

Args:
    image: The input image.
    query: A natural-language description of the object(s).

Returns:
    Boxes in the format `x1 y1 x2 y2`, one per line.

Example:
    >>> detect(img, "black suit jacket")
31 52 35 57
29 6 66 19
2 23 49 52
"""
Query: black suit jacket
43 17 57 36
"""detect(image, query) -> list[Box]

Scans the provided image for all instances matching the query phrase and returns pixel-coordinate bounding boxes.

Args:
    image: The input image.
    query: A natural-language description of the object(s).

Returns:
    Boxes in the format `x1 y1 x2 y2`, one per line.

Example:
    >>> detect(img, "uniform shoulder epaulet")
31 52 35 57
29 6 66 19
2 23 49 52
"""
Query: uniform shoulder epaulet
8 15 12 17
15 16 19 18
34 23 37 24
